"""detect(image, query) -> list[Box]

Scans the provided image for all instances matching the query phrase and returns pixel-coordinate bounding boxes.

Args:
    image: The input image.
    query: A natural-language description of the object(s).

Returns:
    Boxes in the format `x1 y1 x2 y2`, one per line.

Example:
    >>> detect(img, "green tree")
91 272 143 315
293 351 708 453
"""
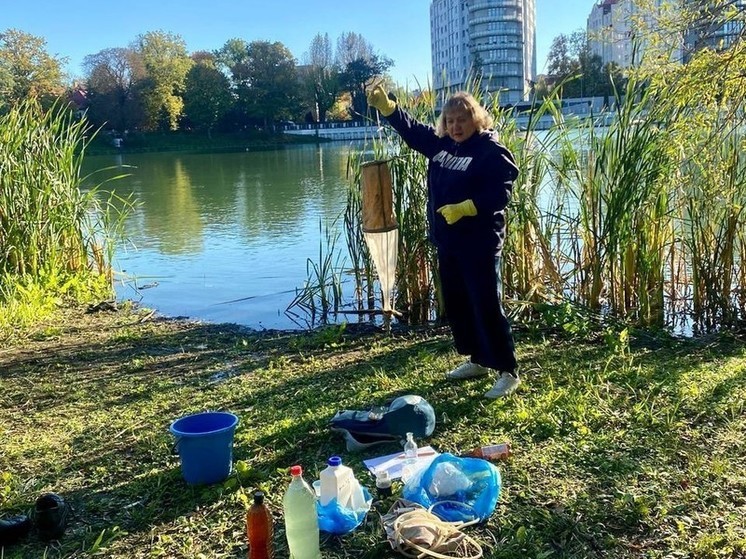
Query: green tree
341 55 392 118
569 33 596 97
546 33 577 79
244 40 299 127
0 62 12 113
334 32 394 117
215 38 252 128
136 30 193 131
83 47 146 132
301 33 340 122
0 29 66 110
471 52 485 83
215 38 251 89
182 52 232 134
546 30 622 100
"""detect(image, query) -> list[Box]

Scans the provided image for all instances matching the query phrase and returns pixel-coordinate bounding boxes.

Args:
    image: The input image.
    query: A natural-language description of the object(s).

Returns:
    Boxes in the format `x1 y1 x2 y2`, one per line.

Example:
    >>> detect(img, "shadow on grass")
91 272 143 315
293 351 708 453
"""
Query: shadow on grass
4 467 234 557
1 317 453 556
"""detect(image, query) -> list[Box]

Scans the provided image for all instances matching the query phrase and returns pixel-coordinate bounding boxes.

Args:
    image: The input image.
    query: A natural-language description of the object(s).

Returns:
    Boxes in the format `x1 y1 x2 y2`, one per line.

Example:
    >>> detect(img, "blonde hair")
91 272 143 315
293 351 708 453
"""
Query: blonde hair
436 92 494 137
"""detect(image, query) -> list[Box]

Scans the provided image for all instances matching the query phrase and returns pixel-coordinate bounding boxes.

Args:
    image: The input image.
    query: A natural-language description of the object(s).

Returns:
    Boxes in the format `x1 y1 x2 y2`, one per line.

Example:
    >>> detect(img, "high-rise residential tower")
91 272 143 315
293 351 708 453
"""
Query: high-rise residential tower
430 0 536 105
587 0 681 68
587 0 631 67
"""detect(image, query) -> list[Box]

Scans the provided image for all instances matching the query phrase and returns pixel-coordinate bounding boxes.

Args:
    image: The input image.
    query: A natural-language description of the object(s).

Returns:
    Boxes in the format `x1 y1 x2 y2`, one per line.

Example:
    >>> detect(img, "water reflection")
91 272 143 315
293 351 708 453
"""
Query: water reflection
84 144 355 330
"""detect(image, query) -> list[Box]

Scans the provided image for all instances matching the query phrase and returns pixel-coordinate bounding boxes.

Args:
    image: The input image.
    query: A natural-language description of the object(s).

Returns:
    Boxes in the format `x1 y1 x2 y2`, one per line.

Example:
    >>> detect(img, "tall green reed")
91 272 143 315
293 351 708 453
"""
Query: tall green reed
540 77 676 326
0 98 133 321
641 32 746 331
344 149 376 311
675 128 746 330
339 44 746 333
349 88 438 324
494 93 565 311
286 218 345 324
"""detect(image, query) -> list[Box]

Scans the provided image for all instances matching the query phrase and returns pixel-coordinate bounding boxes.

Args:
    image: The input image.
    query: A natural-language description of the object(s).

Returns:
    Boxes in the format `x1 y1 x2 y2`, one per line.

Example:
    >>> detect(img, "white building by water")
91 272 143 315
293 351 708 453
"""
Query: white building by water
683 0 746 61
587 0 633 67
430 0 536 105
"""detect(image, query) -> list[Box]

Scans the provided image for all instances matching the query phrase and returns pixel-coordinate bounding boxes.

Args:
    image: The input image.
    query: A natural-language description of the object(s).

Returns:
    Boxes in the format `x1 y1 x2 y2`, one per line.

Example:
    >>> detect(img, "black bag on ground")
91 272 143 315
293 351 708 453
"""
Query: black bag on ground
330 395 436 451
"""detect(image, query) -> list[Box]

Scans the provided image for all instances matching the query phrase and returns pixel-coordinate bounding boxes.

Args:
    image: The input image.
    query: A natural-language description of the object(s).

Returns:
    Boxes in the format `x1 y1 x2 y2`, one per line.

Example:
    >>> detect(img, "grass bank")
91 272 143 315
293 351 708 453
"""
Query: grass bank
1 305 744 558
85 130 327 156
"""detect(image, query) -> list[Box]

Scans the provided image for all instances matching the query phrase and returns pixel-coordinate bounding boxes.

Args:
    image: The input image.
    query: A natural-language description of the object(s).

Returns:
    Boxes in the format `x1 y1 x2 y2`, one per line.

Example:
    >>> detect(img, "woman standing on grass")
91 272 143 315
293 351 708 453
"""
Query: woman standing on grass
367 85 521 398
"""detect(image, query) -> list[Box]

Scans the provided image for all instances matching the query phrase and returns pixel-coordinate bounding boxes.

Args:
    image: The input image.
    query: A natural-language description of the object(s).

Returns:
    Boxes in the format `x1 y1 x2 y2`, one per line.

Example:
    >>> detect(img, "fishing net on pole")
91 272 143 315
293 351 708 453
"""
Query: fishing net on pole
360 159 399 316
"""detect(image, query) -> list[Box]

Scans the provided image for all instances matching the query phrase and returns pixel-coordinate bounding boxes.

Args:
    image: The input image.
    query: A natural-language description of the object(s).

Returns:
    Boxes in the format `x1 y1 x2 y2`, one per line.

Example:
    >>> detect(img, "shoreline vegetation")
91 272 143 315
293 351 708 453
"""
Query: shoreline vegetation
1 303 744 558
85 129 328 157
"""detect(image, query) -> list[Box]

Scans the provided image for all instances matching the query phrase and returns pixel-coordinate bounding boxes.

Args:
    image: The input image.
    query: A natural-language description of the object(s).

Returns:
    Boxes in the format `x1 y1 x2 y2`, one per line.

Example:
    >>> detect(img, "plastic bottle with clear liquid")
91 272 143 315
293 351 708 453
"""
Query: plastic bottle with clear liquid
246 490 274 559
282 465 321 559
403 432 418 464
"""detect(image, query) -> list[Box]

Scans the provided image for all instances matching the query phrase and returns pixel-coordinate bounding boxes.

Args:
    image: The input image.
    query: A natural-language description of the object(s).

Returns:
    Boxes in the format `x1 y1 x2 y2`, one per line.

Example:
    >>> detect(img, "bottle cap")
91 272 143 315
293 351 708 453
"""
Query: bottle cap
290 465 302 476
253 491 264 504
328 456 342 467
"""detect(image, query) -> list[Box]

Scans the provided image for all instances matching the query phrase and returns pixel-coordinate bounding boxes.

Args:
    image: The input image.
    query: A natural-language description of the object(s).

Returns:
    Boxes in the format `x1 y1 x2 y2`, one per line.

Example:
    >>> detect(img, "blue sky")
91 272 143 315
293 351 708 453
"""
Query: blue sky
3 0 592 85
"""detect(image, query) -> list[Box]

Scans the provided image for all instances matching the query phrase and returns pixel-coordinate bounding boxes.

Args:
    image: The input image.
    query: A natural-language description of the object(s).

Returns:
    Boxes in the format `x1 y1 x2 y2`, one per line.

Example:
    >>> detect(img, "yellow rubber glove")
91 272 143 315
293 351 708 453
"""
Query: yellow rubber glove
367 85 396 117
437 200 477 225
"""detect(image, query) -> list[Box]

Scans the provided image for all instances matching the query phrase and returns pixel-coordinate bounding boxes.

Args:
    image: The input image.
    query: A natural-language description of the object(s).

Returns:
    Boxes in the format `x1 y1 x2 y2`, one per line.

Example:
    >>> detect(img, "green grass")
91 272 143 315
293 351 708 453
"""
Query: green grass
1 306 744 558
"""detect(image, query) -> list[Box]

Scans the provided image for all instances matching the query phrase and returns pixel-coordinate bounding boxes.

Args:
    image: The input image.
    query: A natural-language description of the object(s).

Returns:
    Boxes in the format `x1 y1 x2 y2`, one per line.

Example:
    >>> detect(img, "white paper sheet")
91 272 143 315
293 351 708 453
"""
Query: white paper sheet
362 446 439 480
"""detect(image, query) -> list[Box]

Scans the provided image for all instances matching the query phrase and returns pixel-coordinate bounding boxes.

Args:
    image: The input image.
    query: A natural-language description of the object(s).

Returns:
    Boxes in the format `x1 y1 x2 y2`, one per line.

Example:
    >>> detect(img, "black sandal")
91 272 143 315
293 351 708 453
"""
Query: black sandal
34 493 69 541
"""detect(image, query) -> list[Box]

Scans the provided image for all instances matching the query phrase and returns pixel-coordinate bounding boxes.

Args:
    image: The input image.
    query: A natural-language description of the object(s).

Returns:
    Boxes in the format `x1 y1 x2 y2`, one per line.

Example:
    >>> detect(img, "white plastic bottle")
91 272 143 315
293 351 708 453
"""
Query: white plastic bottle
319 456 353 508
283 465 321 559
348 476 366 510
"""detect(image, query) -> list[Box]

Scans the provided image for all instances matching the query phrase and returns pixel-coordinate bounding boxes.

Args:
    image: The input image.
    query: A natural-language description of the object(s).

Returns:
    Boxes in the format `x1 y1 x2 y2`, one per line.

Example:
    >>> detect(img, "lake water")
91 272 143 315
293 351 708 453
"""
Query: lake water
84 144 357 330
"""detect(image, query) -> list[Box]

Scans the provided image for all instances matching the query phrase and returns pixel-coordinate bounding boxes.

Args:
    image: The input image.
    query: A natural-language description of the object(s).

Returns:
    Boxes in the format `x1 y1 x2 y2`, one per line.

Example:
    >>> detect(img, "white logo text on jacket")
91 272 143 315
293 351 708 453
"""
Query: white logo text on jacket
433 150 473 172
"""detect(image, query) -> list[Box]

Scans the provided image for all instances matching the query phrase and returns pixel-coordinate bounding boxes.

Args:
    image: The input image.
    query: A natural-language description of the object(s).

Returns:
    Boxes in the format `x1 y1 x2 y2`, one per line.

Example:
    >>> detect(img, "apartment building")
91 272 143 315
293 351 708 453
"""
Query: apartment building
430 0 536 105
683 0 746 61
587 0 631 67
587 0 744 68
587 0 683 67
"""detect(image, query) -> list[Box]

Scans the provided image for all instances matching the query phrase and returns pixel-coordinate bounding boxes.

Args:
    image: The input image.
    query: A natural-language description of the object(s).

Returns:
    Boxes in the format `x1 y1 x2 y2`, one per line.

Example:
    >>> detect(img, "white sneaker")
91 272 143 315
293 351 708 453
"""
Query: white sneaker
484 372 521 398
446 360 489 380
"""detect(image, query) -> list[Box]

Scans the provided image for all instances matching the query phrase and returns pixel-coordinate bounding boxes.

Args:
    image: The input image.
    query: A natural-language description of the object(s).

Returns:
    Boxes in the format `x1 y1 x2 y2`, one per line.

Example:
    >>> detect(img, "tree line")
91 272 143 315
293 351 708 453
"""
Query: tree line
533 30 627 101
1 25 648 134
0 28 393 134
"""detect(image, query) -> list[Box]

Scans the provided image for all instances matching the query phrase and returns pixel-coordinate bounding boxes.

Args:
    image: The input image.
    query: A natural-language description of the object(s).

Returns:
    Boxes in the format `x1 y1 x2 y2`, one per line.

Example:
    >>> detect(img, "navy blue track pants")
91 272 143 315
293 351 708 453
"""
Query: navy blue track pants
437 249 517 373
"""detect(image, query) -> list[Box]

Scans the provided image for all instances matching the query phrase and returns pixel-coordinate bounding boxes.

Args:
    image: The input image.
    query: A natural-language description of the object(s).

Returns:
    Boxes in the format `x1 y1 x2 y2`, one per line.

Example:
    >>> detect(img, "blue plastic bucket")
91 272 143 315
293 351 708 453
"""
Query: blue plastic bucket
169 411 239 485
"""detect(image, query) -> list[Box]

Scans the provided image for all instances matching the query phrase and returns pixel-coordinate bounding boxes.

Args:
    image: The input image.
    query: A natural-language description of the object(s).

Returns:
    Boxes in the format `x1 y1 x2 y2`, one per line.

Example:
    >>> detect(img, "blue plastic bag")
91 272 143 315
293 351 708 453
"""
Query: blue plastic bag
401 453 501 523
316 487 373 535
